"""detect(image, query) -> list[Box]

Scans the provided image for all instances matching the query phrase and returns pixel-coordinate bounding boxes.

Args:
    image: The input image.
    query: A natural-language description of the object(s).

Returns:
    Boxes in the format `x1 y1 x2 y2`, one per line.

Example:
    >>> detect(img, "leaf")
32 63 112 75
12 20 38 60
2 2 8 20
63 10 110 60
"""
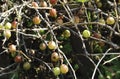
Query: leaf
11 52 17 57
63 42 72 53
74 64 79 71
9 72 19 79
76 0 89 3
94 44 103 53
98 75 104 79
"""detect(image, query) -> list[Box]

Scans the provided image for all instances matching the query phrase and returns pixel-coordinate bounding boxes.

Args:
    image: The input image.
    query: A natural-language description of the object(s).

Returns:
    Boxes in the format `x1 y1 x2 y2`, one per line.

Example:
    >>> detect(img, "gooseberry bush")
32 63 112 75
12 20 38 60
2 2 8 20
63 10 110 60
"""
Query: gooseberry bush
0 0 120 79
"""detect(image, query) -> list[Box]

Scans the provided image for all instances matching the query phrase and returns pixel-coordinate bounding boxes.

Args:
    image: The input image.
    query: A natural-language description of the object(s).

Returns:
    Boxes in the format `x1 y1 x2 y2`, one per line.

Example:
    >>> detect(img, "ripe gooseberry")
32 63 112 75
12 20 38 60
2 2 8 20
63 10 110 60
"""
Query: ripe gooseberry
60 64 69 74
49 0 58 5
93 32 101 39
12 21 17 29
56 17 63 24
23 62 31 70
3 30 11 39
33 16 41 25
99 18 105 25
5 22 12 29
8 44 16 53
106 16 115 25
49 8 57 17
53 67 60 76
51 52 59 62
40 1 47 7
63 30 71 38
14 55 22 63
48 41 56 50
82 30 91 38
32 2 39 8
39 42 46 50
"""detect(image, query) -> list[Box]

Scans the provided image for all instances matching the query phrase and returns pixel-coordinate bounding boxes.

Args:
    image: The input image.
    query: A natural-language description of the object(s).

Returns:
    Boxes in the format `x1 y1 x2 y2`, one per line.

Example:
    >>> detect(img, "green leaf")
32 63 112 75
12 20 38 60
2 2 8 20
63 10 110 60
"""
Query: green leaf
74 64 79 71
94 44 103 53
63 42 72 53
98 75 104 79
11 52 17 57
9 72 19 79
76 0 89 3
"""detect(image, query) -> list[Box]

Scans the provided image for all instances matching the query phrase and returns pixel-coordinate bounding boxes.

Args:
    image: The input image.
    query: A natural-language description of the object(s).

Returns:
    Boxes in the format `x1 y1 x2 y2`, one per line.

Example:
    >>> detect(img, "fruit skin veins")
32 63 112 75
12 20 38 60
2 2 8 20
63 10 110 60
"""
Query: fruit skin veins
51 52 59 62
23 62 31 70
60 64 69 74
39 42 46 50
106 16 115 25
50 0 58 5
82 30 91 38
49 9 57 17
8 44 16 53
53 67 60 76
48 41 56 50
5 22 12 29
33 16 41 25
14 55 22 63
3 30 11 39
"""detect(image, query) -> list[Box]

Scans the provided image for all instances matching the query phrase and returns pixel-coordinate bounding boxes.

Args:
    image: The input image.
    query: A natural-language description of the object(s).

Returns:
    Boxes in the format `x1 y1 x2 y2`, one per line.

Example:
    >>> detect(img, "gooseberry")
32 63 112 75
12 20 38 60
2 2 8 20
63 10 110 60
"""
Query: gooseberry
32 2 39 8
40 1 47 7
5 22 12 29
48 41 56 50
51 52 59 62
49 8 57 17
50 0 58 5
63 30 71 38
14 55 22 63
33 16 41 25
12 21 17 29
82 30 91 38
8 44 16 53
106 16 115 25
53 67 60 76
23 62 31 70
3 30 11 39
39 42 46 50
60 64 69 74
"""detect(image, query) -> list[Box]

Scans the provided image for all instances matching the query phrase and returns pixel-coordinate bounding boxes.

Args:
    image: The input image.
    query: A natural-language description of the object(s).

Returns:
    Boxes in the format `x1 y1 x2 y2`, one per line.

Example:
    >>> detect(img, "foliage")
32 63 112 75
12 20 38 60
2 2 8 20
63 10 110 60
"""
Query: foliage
0 0 120 79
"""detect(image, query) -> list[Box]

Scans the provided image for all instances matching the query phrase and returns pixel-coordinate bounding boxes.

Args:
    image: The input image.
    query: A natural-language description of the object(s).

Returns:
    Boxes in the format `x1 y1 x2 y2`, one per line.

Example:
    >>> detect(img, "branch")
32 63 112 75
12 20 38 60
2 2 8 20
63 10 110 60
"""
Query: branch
91 48 112 79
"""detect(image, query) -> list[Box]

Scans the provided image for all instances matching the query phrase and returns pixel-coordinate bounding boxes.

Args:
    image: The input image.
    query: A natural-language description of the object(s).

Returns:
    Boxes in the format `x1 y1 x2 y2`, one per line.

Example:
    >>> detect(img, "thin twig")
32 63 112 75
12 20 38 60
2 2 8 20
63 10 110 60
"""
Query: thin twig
0 63 16 73
91 48 112 79
103 55 120 65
